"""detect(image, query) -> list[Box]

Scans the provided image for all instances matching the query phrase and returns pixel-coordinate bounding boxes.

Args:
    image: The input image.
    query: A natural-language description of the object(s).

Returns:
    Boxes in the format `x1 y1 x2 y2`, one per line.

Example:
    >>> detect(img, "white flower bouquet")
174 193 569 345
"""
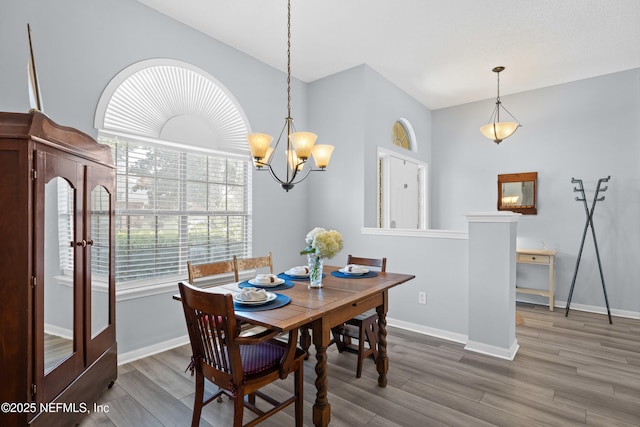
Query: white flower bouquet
300 227 343 259
300 227 343 287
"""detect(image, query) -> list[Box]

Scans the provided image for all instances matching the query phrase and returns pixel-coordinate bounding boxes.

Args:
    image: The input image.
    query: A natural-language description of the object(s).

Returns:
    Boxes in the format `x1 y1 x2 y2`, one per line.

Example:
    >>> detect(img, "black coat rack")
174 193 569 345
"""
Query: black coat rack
565 176 612 323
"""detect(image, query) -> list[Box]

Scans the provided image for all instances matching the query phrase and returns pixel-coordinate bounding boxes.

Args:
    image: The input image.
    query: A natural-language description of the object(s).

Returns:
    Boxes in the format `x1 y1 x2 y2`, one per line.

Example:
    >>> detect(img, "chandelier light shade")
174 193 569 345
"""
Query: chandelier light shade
289 131 317 159
248 133 273 159
480 66 521 144
248 0 334 191
311 144 334 168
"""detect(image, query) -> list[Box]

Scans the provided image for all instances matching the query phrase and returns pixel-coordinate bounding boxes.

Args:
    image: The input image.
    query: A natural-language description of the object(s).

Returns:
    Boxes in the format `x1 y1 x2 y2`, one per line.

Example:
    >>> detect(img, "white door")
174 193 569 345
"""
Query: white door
389 156 419 229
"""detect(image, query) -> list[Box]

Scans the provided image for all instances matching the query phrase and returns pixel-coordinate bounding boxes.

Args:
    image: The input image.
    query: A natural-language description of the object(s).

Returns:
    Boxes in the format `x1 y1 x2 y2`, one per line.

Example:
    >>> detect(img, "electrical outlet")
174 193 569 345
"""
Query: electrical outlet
418 291 426 304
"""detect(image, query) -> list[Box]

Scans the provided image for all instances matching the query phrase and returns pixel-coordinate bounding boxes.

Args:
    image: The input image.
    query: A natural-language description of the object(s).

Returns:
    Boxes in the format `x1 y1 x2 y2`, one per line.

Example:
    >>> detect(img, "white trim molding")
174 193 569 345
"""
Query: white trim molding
118 335 190 365
362 227 468 240
387 317 467 344
466 211 521 223
464 339 520 361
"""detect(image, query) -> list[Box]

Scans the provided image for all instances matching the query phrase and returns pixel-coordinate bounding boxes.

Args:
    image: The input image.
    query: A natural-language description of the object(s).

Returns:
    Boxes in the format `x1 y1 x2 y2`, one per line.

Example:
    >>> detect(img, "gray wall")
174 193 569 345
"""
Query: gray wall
432 69 640 314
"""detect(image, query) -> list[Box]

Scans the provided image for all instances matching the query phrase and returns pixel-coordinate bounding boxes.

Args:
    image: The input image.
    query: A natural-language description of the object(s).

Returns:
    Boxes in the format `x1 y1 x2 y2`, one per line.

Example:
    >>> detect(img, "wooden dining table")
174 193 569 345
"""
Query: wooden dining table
175 265 415 427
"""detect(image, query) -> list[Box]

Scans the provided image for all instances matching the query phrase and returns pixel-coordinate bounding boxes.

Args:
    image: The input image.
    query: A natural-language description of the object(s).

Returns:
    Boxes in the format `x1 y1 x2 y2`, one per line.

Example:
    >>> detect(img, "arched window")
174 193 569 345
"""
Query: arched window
95 59 251 288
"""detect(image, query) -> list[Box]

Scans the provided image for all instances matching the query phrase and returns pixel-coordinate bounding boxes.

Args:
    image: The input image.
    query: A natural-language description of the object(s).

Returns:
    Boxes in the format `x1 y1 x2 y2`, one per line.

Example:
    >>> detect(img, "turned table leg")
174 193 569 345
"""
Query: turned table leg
312 320 331 427
376 305 389 387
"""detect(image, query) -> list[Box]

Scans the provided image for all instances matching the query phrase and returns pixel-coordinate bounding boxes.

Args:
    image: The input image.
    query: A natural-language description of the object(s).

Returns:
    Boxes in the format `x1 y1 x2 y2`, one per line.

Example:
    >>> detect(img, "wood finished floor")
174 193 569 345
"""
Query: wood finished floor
80 304 640 426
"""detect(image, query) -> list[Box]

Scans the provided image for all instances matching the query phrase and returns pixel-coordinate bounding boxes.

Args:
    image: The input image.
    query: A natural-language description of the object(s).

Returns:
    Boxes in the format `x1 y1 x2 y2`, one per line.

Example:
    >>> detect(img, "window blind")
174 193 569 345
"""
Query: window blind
103 135 251 285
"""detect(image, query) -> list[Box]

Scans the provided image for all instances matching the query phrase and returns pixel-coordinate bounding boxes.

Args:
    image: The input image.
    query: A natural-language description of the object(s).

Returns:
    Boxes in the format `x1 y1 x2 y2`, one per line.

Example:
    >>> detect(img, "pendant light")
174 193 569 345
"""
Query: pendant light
247 0 334 191
480 66 521 144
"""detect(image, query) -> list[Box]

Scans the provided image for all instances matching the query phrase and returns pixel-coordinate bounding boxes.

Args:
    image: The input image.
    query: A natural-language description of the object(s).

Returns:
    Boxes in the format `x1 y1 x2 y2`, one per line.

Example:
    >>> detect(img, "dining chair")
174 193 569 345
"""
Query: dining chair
187 259 236 285
186 258 247 389
234 252 273 281
179 281 305 427
331 255 387 378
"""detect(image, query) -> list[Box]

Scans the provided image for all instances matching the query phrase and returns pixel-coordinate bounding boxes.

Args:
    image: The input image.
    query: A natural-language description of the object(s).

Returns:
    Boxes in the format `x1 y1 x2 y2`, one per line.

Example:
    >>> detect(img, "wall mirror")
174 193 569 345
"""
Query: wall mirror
498 172 537 215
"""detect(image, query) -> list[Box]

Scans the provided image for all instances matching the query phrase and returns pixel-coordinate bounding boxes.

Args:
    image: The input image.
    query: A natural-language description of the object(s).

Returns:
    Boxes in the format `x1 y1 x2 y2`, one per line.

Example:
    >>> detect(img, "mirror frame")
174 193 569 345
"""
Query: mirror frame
497 172 537 215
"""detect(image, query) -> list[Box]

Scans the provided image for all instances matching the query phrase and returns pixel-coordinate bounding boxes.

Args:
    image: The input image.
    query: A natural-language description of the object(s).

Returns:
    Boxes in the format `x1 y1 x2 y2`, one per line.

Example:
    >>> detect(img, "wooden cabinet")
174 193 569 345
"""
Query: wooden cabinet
0 111 117 427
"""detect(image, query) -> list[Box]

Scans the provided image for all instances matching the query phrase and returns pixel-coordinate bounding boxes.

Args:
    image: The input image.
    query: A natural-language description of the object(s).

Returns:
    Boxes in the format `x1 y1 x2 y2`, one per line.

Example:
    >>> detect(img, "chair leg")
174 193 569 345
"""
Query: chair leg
233 388 245 427
295 363 304 427
366 319 379 362
191 372 205 427
356 324 366 378
331 326 346 353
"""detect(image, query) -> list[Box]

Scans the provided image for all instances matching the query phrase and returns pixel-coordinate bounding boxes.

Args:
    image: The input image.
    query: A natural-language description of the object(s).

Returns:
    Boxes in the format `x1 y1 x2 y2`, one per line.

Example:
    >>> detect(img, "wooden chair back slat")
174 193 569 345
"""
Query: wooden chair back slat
347 255 387 272
234 252 273 280
187 259 235 284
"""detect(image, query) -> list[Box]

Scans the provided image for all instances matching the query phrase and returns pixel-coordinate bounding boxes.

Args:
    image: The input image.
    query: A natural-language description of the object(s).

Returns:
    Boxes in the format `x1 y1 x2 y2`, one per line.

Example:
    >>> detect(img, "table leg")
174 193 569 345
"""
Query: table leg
312 320 331 427
376 305 389 387
300 325 311 360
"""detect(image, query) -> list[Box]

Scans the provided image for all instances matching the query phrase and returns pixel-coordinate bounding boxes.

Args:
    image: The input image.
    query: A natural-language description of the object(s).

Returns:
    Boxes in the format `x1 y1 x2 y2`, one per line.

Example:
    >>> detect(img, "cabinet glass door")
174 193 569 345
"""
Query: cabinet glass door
37 150 84 404
90 185 110 338
43 177 75 373
85 165 115 364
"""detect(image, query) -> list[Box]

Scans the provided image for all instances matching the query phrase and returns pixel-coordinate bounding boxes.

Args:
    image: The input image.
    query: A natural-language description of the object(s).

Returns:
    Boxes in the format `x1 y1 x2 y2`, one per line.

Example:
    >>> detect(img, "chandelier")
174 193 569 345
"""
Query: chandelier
247 0 334 191
480 66 521 144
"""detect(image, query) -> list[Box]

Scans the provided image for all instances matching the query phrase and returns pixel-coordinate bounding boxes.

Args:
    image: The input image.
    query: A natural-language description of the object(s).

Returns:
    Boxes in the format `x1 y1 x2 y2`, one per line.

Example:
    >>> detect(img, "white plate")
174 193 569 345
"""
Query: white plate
339 267 369 275
285 269 309 278
233 292 277 305
248 278 284 287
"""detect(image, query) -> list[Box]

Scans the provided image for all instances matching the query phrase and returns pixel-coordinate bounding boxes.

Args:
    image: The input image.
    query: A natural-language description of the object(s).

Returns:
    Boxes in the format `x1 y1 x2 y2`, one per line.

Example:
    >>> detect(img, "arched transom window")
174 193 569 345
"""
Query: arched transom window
95 59 252 288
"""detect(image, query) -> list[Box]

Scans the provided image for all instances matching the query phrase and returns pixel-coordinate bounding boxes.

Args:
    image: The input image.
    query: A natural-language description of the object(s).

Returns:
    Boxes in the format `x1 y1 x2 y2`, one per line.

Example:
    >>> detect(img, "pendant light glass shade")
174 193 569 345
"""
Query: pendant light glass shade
480 121 519 143
311 144 334 168
248 132 273 160
481 66 521 144
289 131 317 159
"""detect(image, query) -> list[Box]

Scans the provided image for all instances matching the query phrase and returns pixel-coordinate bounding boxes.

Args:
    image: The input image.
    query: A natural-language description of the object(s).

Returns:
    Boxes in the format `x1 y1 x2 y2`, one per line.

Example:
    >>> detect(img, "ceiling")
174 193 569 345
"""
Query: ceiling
136 0 640 110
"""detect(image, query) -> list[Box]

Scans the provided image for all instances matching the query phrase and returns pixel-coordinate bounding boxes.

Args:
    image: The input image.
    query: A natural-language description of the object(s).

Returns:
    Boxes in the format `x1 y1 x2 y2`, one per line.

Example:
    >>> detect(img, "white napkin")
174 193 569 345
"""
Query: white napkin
254 274 278 284
289 266 309 275
240 287 267 301
344 264 367 274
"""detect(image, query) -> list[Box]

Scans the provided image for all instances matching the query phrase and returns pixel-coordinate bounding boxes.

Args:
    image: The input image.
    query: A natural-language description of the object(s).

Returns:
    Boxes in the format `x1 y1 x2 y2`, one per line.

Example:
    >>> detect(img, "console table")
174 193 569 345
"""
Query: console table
516 248 556 311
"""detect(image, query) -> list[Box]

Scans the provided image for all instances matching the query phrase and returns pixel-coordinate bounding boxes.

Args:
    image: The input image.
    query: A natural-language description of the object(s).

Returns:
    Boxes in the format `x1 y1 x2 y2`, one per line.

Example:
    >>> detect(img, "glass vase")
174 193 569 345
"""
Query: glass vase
308 253 324 288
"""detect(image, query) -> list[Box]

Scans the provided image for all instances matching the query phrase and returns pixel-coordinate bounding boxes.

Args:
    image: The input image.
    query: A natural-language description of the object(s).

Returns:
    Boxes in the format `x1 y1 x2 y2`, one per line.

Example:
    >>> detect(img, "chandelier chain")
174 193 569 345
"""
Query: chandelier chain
286 0 292 119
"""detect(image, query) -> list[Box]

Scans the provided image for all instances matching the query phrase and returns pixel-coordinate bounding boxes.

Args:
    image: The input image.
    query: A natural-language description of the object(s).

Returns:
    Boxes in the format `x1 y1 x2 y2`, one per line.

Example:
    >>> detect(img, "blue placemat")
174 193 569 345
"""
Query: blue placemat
238 279 294 291
331 270 379 279
278 272 325 282
233 293 291 312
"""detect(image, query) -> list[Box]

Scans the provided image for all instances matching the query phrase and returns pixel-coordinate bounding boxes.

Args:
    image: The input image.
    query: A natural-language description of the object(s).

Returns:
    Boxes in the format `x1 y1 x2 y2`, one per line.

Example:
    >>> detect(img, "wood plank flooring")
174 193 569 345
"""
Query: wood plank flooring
80 304 640 426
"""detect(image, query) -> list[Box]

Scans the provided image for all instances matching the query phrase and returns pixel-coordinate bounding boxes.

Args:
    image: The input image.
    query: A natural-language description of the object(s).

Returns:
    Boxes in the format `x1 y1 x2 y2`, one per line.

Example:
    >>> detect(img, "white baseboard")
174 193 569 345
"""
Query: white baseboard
387 317 468 344
554 300 640 319
464 339 519 361
118 335 190 365
388 316 519 360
